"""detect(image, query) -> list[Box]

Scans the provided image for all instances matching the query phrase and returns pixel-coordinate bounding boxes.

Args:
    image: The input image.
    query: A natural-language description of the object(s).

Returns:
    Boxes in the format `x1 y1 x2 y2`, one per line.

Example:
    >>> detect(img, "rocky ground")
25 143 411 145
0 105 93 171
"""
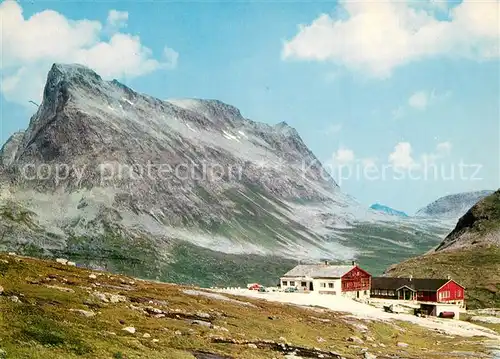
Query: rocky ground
0 252 498 358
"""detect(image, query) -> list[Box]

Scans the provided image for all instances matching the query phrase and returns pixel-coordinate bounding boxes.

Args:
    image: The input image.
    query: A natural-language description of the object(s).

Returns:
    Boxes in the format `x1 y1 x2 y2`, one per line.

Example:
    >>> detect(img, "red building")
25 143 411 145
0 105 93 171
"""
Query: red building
280 261 372 299
340 265 372 298
371 277 465 307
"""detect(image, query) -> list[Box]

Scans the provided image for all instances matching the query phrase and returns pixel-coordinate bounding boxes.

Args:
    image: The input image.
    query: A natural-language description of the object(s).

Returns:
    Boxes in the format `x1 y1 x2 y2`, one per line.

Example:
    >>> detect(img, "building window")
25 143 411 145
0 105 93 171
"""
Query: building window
301 281 307 287
289 281 295 286
328 283 334 288
282 281 288 286
320 283 326 288
364 290 367 295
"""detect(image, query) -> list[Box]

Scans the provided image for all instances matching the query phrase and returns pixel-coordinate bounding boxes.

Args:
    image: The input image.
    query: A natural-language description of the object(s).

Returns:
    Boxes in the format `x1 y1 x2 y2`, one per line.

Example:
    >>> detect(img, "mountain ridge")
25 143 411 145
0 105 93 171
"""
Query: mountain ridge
416 190 494 218
0 63 454 285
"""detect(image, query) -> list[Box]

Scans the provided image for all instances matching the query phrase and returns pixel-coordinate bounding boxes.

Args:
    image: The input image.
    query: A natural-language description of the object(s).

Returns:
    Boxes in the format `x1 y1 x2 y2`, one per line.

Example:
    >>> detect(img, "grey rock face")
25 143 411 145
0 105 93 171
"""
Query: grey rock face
0 131 24 167
0 64 454 285
0 63 348 262
416 190 494 219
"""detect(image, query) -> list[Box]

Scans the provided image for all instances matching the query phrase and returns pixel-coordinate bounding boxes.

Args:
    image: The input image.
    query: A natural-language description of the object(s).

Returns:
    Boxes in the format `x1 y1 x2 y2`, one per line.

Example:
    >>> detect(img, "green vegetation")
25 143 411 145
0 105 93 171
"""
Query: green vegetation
386 245 500 309
0 253 490 358
337 221 448 275
469 190 500 234
164 241 296 287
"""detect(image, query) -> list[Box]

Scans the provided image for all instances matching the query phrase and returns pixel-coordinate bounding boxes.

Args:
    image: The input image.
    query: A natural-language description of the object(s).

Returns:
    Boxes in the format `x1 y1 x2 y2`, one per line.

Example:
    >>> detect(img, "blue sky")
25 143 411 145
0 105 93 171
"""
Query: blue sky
1 0 499 213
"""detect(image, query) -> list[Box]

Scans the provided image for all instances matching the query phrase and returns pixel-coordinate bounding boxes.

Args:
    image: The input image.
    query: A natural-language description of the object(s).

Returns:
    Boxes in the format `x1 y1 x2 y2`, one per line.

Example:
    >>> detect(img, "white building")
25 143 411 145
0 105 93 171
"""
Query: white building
280 261 372 299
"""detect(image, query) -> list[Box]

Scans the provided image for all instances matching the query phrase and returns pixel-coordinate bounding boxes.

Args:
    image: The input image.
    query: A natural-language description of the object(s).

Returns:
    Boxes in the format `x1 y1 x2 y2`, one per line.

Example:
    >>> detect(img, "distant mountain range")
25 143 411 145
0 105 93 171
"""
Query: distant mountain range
386 189 500 309
370 203 408 217
416 190 494 218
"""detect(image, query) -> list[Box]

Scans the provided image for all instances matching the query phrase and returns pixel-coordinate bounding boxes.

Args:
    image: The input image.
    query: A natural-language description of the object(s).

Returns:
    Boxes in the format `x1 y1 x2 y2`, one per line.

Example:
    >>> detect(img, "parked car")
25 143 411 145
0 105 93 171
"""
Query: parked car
284 287 298 293
258 286 267 292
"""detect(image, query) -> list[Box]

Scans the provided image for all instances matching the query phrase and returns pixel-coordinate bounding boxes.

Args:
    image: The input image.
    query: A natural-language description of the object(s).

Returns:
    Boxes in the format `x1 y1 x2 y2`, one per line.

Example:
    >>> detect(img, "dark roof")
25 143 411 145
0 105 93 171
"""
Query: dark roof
371 277 449 291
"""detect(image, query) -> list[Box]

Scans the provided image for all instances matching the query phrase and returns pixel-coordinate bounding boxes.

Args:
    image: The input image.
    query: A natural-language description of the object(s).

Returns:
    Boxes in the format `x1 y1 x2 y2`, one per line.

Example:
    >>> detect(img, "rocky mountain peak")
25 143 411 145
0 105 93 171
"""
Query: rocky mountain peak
274 121 300 138
6 62 341 201
43 63 103 104
49 63 102 81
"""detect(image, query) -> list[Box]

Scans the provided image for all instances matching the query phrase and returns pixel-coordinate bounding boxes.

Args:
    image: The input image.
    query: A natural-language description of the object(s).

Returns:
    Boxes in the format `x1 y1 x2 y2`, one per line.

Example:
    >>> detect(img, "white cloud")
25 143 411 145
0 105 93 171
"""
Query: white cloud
107 10 128 30
408 91 429 110
406 89 451 111
0 1 178 106
163 47 179 70
389 142 416 169
282 0 500 77
389 141 453 169
332 147 355 165
423 141 453 163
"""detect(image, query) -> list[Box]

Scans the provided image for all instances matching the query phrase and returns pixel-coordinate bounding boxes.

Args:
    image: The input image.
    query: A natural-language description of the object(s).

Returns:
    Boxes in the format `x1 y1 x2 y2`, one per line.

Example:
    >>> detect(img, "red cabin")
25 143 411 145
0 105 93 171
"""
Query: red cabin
371 277 465 307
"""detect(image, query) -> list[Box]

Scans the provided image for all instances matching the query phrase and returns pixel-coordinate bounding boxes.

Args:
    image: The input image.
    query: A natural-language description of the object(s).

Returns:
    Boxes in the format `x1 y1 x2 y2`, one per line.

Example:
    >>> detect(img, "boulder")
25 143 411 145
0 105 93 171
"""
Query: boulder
196 311 211 319
191 320 213 328
70 309 96 317
122 327 136 334
109 294 127 303
56 258 68 265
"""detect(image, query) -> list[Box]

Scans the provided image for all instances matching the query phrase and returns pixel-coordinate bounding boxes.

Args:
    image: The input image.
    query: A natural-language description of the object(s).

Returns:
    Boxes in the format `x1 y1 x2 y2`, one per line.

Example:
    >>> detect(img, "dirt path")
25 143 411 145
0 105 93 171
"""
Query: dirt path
215 289 500 340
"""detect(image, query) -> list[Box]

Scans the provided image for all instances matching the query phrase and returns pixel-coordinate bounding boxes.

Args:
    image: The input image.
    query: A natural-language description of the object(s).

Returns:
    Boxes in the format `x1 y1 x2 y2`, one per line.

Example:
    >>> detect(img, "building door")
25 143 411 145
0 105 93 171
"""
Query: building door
309 282 314 291
356 291 360 299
